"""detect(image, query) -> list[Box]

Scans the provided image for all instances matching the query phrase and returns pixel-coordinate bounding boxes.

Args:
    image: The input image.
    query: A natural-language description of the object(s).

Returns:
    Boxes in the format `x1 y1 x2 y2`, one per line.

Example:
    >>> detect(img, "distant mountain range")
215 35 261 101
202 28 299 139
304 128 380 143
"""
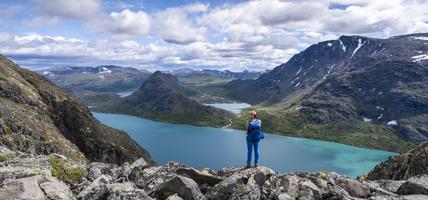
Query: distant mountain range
37 65 152 93
226 33 428 152
167 68 268 80
94 71 237 127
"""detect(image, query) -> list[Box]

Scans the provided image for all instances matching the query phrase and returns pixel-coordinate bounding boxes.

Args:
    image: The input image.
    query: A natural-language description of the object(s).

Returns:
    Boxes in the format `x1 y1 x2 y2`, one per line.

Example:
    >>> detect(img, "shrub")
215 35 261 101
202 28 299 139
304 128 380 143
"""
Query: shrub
49 155 87 183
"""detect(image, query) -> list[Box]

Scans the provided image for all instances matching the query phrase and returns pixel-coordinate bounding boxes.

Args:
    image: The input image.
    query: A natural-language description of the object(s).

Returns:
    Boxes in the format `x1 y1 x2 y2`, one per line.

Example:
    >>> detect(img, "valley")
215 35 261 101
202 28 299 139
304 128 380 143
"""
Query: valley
36 33 428 153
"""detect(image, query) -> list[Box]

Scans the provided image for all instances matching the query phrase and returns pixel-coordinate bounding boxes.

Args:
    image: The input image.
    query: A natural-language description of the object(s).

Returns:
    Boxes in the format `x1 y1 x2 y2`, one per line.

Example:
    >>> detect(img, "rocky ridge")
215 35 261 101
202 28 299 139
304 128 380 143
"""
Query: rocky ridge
364 141 428 181
1 144 427 200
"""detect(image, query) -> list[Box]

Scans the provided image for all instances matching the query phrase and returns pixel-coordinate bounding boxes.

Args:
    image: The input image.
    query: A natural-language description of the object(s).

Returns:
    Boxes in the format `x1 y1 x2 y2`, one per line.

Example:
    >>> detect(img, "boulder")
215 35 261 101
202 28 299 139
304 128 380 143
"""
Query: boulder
151 175 205 200
167 193 185 200
228 174 261 200
176 167 223 186
106 182 153 200
206 166 274 199
0 175 75 200
86 162 120 181
396 175 428 195
40 176 77 200
77 175 113 199
298 179 322 199
374 180 406 193
0 175 46 200
345 180 370 198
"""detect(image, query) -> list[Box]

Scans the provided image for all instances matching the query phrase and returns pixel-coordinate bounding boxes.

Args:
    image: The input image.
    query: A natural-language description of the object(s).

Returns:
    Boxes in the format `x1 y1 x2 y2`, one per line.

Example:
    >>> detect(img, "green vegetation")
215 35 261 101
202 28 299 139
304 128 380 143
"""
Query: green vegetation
0 153 14 162
231 108 416 153
49 155 87 184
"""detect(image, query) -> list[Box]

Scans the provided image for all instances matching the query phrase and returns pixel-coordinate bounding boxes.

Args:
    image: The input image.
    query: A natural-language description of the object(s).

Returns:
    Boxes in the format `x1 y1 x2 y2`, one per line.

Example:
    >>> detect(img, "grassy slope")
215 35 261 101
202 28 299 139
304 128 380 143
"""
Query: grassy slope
230 106 415 153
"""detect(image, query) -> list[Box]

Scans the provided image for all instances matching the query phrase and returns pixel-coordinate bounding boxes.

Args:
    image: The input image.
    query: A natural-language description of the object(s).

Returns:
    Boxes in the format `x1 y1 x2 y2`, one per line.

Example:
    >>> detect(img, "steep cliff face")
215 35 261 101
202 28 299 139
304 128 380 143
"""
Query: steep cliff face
0 55 155 165
97 71 236 127
365 141 428 180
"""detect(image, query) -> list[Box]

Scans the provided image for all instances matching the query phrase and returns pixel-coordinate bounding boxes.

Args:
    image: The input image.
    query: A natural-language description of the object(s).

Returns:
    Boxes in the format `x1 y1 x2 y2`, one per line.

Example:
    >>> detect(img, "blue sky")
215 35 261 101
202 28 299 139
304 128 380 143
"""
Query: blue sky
1 0 428 71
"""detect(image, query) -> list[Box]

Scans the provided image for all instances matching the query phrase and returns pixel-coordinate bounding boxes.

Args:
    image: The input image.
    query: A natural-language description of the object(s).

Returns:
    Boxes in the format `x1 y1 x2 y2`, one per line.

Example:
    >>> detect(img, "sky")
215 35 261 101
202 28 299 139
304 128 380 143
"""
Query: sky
0 0 428 71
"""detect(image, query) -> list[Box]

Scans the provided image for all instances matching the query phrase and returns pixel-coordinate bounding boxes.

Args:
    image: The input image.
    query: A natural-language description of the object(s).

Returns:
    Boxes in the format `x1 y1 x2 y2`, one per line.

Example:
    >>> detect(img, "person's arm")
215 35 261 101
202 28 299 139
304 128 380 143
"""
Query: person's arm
259 119 262 128
245 120 249 132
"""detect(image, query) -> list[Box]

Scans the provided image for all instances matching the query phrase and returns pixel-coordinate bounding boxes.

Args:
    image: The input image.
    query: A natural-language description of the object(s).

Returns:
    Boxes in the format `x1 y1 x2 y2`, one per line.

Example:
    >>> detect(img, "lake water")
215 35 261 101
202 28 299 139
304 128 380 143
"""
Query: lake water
93 112 395 178
204 103 251 115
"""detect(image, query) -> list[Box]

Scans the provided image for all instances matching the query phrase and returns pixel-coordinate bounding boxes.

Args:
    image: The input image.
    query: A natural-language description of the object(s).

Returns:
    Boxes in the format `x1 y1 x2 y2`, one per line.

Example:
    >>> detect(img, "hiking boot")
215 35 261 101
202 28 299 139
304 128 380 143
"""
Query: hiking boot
245 165 251 169
254 163 258 168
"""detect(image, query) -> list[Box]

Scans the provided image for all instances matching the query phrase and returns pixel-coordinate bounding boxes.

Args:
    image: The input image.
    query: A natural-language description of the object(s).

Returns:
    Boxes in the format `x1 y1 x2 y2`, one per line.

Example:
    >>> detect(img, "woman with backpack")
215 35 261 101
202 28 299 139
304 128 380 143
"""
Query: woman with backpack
245 111 264 168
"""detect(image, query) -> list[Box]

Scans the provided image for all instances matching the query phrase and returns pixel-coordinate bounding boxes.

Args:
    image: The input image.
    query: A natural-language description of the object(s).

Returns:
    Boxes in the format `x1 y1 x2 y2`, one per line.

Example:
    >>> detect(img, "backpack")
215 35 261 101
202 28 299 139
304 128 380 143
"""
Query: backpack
248 120 265 140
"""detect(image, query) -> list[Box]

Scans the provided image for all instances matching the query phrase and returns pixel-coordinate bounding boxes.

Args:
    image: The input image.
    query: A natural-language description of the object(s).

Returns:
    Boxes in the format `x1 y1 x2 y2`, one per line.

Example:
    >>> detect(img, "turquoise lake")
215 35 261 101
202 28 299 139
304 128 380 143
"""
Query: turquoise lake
93 112 395 178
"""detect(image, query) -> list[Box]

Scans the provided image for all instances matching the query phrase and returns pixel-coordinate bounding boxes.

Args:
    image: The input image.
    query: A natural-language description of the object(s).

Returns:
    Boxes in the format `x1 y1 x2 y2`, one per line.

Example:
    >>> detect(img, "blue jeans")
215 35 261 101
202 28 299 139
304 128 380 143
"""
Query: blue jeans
246 140 259 165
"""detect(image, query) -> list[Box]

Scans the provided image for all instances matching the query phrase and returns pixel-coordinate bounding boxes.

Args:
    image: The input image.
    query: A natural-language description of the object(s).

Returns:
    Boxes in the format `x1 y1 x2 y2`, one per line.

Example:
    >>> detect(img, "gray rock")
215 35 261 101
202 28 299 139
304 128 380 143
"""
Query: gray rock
0 175 75 200
39 176 76 200
345 180 370 198
123 158 148 179
397 175 428 195
0 175 45 200
206 166 274 200
276 193 294 200
151 175 205 200
402 195 428 200
228 175 261 200
106 182 153 200
374 180 406 193
77 175 113 200
298 179 322 200
176 167 223 186
166 193 184 200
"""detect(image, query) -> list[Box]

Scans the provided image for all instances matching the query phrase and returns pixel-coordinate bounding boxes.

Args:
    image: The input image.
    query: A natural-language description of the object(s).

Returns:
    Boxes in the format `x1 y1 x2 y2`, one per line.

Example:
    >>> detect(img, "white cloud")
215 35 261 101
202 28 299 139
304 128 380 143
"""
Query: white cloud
36 0 101 20
0 5 23 17
182 2 209 13
88 9 151 38
154 7 206 44
3 0 428 72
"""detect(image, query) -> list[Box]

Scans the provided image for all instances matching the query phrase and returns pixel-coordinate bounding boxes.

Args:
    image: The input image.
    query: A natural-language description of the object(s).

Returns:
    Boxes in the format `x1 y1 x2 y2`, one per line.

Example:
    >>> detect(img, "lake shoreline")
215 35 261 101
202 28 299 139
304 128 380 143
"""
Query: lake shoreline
93 112 396 178
91 109 399 154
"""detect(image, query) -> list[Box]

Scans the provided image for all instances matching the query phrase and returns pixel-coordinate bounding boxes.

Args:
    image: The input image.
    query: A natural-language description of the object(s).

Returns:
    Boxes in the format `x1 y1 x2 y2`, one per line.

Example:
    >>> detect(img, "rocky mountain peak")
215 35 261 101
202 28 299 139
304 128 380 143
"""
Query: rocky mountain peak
140 71 183 93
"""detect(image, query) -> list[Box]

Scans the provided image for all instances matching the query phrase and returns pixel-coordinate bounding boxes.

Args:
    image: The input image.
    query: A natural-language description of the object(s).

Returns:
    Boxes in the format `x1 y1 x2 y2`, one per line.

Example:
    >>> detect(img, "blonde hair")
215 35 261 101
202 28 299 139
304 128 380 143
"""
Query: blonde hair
249 111 257 117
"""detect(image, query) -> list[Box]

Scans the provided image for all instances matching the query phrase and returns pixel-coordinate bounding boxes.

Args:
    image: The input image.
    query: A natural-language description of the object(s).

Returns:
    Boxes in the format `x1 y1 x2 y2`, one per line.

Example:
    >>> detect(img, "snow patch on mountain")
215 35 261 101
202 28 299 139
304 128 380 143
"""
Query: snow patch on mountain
363 117 372 122
351 38 366 58
97 67 112 74
412 54 428 62
296 66 302 75
387 120 398 126
411 36 428 41
322 64 335 79
43 71 55 76
339 39 346 52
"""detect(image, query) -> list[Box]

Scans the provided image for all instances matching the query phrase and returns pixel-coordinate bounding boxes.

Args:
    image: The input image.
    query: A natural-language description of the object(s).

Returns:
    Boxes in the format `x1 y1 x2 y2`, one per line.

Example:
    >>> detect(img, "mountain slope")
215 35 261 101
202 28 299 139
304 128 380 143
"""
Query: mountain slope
0 55 155 165
96 71 236 127
226 33 428 152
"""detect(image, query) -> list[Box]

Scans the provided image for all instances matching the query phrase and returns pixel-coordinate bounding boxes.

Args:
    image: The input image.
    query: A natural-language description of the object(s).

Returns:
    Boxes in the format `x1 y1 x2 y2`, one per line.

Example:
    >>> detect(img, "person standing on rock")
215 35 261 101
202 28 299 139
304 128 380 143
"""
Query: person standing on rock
245 111 264 168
